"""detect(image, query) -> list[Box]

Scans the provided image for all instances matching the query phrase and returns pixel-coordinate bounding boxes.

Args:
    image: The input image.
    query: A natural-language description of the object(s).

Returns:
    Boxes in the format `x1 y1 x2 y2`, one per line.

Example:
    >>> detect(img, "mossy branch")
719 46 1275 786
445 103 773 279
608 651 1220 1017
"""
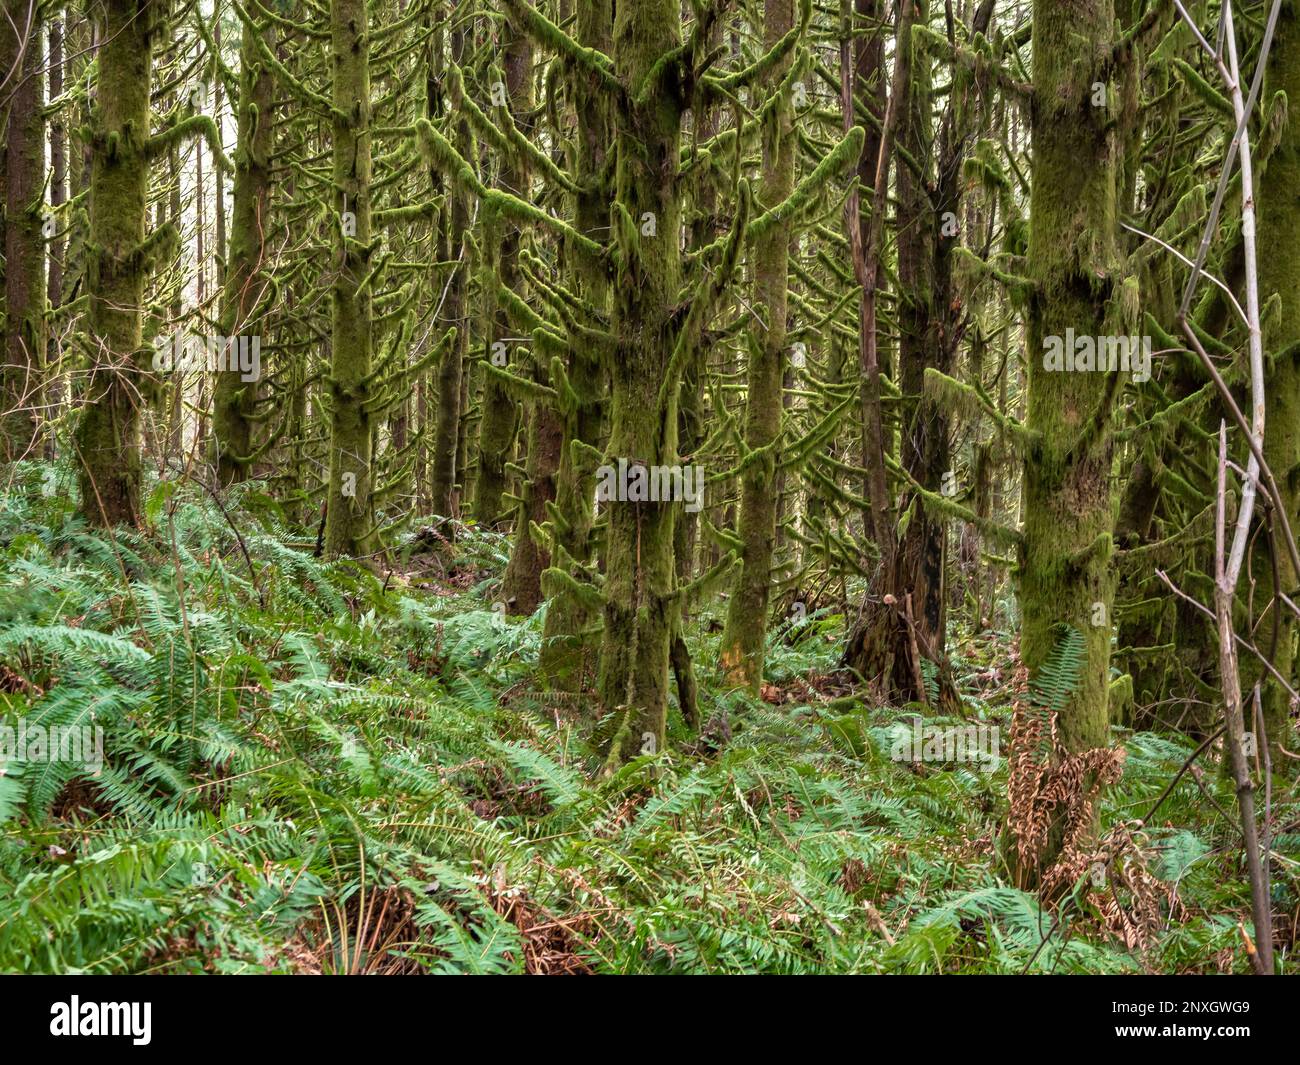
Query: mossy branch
778 394 855 472
231 1 337 116
885 453 1024 550
416 119 601 257
748 126 864 241
657 180 752 416
449 63 579 194
148 114 234 171
923 368 1030 447
1172 58 1233 117
911 25 1033 104
540 566 607 612
705 0 810 92
483 361 559 404
670 551 740 604
500 0 620 93
952 246 1034 304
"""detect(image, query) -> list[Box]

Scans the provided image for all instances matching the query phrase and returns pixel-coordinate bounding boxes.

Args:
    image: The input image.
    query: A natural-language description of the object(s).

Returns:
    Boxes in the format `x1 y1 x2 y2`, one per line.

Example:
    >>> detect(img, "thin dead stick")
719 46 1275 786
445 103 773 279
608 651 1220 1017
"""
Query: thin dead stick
1155 568 1300 701
900 593 929 708
1119 221 1247 327
1218 1 1265 586
1254 684 1274 874
1215 423 1273 975
1176 322 1300 583
1172 0 1282 319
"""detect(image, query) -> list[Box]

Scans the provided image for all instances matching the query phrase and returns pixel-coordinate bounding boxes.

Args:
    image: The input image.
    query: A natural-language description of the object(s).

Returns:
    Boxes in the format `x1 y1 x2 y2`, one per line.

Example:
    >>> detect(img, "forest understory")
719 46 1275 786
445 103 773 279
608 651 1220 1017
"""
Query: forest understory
2 0 1300 977
0 472 1292 974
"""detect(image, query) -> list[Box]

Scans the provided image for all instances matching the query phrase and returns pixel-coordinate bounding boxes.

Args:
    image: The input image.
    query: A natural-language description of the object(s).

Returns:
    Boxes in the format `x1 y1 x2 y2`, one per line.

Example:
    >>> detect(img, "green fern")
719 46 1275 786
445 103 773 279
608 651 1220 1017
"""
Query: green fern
1029 624 1087 714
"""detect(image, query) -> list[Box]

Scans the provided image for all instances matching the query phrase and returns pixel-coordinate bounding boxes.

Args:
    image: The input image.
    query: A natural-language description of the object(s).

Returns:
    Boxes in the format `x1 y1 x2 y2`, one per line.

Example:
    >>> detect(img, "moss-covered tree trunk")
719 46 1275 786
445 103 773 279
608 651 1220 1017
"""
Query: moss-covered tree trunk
163 138 183 456
323 0 375 557
0 5 8 383
673 16 724 607
74 0 157 526
844 0 989 707
472 20 528 527
501 401 561 614
213 18 275 485
429 211 468 516
501 21 562 613
895 0 987 669
2 0 44 461
598 0 685 759
1252 0 1300 769
1019 0 1120 755
897 0 945 688
850 0 887 534
718 0 796 692
430 16 469 519
840 0 919 696
45 13 66 459
538 0 613 690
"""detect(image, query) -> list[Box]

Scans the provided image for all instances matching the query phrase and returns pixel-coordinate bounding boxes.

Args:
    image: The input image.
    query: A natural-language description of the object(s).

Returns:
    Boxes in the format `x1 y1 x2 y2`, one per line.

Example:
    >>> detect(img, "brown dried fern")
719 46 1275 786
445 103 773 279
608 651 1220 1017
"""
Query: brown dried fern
1006 663 1126 884
1006 664 1179 956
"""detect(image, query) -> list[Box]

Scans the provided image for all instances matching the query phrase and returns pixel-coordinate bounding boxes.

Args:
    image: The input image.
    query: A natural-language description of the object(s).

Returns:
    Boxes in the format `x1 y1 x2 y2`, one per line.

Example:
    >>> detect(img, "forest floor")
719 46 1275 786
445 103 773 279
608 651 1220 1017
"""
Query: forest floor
0 466 1292 974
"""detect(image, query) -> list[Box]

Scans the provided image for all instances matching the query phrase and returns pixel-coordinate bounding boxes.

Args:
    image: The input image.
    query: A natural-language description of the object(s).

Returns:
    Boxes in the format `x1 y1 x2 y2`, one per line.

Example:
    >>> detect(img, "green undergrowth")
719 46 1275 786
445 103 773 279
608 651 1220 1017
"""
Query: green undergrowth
0 465 1292 973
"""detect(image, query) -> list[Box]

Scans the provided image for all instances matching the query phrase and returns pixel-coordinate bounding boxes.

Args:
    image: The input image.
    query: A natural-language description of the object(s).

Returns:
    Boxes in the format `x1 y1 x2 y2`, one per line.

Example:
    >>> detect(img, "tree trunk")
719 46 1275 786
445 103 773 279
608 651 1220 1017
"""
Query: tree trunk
472 18 528 528
1251 0 1300 769
599 0 685 760
75 0 156 526
538 0 613 691
213 18 275 484
2 0 45 461
501 402 562 614
45 13 66 459
323 0 375 557
718 0 796 692
1019 0 1120 756
430 15 470 520
502 18 562 612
